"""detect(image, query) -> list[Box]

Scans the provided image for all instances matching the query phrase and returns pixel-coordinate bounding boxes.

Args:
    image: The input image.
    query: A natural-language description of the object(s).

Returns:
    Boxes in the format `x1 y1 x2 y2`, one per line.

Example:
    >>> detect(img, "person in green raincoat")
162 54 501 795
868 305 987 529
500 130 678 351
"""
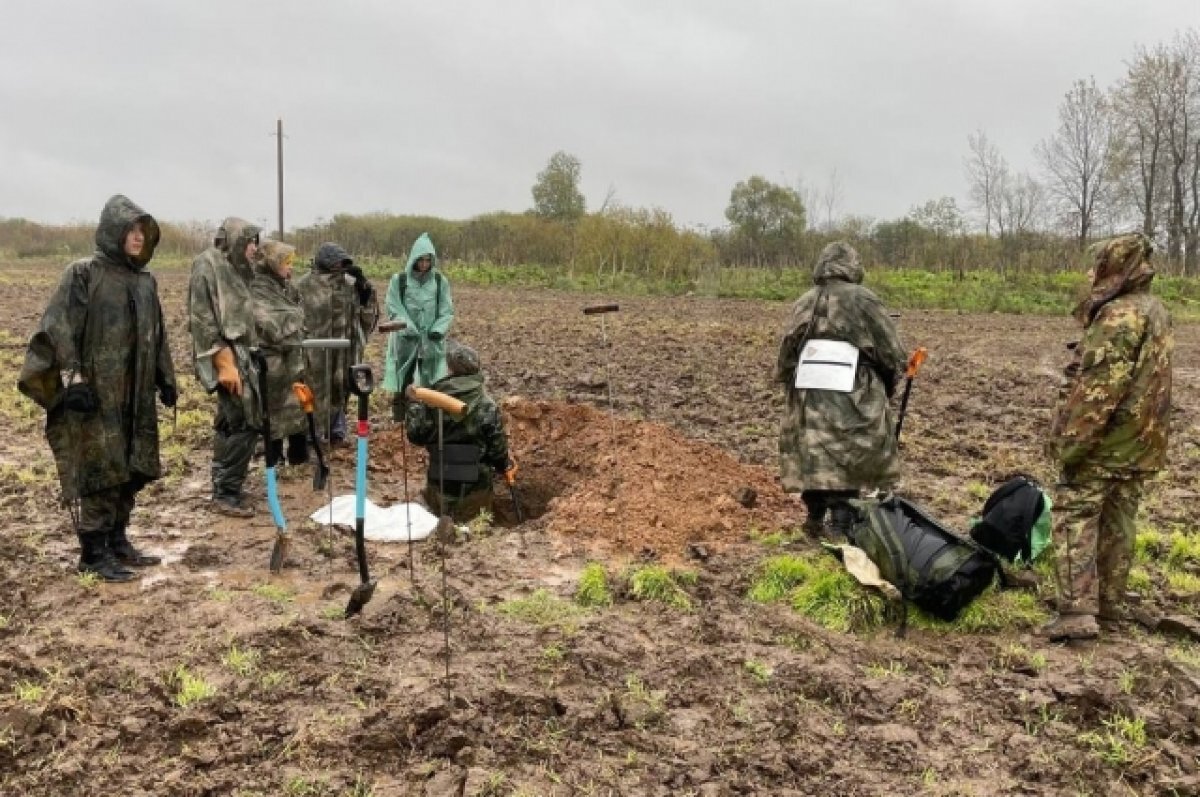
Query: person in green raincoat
383 233 454 418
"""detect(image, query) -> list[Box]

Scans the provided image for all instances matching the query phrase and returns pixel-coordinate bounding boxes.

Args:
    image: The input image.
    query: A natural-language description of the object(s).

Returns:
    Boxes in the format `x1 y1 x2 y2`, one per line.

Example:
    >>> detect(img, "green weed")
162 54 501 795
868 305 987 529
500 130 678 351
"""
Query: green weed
222 644 260 677
170 665 216 708
76 571 101 590
1126 567 1152 594
748 554 814 603
13 680 44 703
260 671 288 689
863 661 908 679
627 565 695 610
319 604 345 620
251 583 294 604
497 589 586 632
1077 713 1147 766
1134 528 1167 563
624 674 667 720
1166 531 1200 568
1166 570 1200 596
575 562 613 608
910 588 1049 633
743 659 772 684
789 557 889 633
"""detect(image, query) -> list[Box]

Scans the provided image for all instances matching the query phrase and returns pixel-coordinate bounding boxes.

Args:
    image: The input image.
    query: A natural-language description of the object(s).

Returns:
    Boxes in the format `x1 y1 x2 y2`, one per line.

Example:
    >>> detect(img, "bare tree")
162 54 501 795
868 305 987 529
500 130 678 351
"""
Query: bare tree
997 172 1046 237
1038 78 1117 248
1111 45 1173 237
964 130 1005 235
820 168 843 231
1161 31 1200 270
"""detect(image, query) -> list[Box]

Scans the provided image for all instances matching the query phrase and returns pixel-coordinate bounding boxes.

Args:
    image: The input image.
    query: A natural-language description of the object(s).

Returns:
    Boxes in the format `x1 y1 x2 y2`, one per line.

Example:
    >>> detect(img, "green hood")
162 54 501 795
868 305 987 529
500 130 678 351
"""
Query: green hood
95 194 160 269
405 233 439 279
217 217 262 269
433 372 484 409
813 241 865 286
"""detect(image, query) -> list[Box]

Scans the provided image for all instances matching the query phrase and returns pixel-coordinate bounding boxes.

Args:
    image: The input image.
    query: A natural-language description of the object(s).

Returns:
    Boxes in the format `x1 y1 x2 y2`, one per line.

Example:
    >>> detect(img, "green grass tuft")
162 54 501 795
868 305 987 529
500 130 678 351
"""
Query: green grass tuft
575 562 613 608
789 557 890 633
497 589 586 632
170 665 216 708
628 565 695 610
1166 530 1200 569
748 555 815 603
251 583 294 604
910 588 1050 633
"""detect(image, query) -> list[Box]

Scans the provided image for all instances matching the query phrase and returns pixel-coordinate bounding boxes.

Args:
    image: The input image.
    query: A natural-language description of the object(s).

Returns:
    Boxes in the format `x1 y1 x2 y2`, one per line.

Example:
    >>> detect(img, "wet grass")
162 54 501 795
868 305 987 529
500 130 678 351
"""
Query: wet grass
626 565 696 611
169 665 216 708
497 589 586 632
574 562 613 608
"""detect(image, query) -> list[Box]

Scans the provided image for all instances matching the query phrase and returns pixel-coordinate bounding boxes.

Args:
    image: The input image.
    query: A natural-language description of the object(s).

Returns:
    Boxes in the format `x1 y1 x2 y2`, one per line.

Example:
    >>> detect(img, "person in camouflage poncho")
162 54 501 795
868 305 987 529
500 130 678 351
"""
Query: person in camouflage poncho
19 195 177 581
1042 233 1173 641
384 233 454 419
188 217 263 517
405 341 512 522
294 242 379 444
251 240 309 466
776 242 907 538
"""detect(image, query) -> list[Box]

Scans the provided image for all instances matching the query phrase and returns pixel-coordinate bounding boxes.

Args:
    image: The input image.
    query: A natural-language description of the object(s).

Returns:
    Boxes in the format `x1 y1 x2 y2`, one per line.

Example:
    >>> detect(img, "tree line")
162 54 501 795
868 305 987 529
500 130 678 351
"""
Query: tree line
2 28 1195 278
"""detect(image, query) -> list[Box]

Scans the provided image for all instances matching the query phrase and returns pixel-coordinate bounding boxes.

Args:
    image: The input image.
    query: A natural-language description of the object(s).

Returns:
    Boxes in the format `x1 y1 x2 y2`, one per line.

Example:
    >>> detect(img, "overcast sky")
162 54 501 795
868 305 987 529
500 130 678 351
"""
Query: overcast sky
0 1 1193 232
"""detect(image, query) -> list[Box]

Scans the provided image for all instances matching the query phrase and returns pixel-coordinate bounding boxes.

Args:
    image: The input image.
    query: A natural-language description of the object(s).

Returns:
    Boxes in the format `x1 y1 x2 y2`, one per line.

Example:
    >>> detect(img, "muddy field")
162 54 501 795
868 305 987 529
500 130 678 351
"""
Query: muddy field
1 258 1199 796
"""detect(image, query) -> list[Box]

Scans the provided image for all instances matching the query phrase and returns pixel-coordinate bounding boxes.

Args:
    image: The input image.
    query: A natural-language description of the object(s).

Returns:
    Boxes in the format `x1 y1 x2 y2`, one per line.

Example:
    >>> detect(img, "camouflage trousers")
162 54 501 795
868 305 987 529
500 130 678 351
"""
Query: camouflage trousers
79 480 142 535
1052 477 1144 616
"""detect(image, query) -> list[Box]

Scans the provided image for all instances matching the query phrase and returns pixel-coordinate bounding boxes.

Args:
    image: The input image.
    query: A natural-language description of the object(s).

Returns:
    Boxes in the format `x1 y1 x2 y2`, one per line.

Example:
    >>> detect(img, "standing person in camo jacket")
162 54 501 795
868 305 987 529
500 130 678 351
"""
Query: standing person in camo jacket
19 195 176 581
188 218 263 518
1042 233 1173 641
294 242 379 445
775 242 908 539
251 240 309 467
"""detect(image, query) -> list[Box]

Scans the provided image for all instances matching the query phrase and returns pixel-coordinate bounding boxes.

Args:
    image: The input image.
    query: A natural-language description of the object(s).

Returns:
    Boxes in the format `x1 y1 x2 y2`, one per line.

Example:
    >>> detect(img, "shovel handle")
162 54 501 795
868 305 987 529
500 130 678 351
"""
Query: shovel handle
583 304 620 315
408 386 467 418
292 382 316 413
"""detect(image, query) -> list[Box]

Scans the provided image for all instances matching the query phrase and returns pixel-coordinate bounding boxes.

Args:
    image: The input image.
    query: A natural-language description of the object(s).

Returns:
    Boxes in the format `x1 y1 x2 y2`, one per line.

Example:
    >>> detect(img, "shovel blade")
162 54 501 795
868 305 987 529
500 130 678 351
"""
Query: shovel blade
345 580 377 618
269 533 289 574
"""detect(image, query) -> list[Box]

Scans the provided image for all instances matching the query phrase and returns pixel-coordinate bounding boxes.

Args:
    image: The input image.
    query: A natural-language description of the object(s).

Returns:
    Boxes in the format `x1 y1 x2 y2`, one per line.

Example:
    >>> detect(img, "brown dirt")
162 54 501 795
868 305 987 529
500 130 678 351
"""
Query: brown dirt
0 259 1198 796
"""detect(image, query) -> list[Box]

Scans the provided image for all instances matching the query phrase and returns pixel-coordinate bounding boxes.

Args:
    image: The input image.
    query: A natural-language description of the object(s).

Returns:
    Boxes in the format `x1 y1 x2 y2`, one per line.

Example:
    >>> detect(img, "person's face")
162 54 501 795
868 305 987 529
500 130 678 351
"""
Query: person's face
414 255 432 272
277 254 295 280
123 222 145 258
245 238 259 263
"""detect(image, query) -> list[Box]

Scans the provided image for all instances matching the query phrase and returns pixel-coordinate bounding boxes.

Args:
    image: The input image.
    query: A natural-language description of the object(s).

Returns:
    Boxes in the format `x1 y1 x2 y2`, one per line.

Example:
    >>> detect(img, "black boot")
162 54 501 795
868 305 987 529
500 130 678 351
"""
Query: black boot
78 532 136 582
108 524 162 567
829 503 856 539
286 433 309 466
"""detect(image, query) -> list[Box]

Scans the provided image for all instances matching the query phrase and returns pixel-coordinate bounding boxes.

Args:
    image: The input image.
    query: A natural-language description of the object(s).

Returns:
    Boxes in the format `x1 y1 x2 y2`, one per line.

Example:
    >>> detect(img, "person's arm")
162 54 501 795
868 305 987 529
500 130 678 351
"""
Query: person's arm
18 261 90 409
429 274 455 339
1050 308 1143 471
477 400 511 472
153 287 177 406
404 400 436 445
775 294 815 384
858 292 907 397
385 274 419 338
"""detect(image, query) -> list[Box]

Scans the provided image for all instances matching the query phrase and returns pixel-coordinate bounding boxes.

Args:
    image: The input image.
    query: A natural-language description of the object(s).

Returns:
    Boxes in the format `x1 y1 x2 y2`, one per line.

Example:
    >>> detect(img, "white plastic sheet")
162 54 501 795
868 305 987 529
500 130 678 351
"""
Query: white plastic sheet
309 495 439 542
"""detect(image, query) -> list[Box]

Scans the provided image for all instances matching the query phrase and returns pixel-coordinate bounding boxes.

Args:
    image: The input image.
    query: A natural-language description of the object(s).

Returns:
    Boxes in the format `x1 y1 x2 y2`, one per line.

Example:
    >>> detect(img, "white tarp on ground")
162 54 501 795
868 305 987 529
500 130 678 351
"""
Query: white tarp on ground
309 495 439 542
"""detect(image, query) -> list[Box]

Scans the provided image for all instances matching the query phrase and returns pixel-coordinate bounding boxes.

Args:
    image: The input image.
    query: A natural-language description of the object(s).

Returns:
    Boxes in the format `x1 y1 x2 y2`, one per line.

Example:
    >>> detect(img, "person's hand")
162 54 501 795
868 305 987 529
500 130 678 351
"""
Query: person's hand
344 264 365 281
63 383 100 413
428 331 444 342
404 384 419 400
501 457 518 485
213 347 242 396
159 384 178 408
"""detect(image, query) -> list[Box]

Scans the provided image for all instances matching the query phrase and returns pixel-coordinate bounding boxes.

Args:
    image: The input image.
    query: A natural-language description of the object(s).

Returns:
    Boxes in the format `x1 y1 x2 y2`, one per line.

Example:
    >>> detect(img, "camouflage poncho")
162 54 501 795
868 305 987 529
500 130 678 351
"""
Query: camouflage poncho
1049 233 1173 478
251 242 307 440
776 243 907 492
18 195 176 500
406 367 510 479
187 217 263 427
293 242 379 421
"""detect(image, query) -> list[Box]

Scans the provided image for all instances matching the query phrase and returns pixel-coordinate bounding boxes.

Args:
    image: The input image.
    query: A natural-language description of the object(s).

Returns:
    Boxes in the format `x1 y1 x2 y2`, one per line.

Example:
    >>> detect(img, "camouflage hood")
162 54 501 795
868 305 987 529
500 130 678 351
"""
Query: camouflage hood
1074 233 1156 326
216 217 262 270
313 242 353 273
812 242 865 286
95 194 160 269
444 340 480 376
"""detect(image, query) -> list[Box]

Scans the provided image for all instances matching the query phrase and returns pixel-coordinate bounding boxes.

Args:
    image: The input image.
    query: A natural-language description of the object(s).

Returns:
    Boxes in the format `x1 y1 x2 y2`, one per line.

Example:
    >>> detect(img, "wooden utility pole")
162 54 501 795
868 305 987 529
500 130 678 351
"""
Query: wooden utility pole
275 118 285 241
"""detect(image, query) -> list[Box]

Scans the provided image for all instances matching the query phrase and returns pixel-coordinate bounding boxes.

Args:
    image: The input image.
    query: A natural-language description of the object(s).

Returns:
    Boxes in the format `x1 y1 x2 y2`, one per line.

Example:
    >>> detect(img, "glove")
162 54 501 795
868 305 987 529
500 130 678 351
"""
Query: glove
159 384 178 408
355 281 374 306
344 264 365 281
428 331 444 342
212 347 242 397
500 457 518 486
63 383 100 413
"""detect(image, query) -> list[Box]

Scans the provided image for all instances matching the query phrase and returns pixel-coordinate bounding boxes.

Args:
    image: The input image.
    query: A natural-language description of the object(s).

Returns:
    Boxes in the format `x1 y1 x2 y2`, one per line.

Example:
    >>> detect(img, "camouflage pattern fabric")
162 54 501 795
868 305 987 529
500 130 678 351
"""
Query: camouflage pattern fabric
775 242 907 493
251 242 307 440
1052 477 1142 615
294 242 379 426
18 195 176 501
405 357 510 518
383 233 455 394
187 216 263 428
1048 234 1173 479
79 482 140 535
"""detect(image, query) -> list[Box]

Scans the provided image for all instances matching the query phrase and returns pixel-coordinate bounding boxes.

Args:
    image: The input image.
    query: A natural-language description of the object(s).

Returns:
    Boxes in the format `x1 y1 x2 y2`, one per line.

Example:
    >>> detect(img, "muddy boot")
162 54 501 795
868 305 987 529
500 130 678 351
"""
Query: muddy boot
1038 613 1099 642
211 495 254 518
108 524 161 567
77 532 135 582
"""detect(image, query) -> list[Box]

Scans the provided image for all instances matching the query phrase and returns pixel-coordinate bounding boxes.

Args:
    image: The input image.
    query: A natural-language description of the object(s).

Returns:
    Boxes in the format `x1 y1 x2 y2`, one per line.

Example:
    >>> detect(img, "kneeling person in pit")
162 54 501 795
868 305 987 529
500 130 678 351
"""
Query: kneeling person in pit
405 341 513 522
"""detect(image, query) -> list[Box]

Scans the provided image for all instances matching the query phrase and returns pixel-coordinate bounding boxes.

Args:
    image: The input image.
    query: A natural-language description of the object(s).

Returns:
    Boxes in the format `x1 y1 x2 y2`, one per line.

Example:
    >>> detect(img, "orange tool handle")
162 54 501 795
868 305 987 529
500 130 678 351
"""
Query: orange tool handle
905 347 928 379
291 382 316 413
409 386 467 418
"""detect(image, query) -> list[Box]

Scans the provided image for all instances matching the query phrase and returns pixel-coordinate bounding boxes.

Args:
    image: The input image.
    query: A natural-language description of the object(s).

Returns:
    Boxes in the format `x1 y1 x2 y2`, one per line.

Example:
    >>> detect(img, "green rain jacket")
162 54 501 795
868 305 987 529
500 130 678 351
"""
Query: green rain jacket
18 195 176 500
383 233 454 392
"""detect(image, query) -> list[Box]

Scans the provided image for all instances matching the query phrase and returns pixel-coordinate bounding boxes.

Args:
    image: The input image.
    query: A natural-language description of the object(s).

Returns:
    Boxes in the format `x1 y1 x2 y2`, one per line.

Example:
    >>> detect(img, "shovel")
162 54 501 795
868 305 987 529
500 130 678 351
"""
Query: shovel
250 350 290 573
894 346 928 442
291 382 329 491
345 363 377 617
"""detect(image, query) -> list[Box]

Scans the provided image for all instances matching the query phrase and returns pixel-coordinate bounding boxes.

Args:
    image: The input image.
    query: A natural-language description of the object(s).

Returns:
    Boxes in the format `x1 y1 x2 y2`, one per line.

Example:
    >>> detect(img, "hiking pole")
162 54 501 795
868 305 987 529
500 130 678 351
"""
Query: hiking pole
251 349 290 573
583 304 620 450
894 347 929 442
345 363 377 618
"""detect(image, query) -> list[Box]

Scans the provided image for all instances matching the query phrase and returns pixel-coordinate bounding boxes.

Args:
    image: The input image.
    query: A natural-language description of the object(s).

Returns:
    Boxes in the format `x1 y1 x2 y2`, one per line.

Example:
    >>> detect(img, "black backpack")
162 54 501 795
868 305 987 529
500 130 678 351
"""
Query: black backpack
845 495 998 622
969 476 1046 563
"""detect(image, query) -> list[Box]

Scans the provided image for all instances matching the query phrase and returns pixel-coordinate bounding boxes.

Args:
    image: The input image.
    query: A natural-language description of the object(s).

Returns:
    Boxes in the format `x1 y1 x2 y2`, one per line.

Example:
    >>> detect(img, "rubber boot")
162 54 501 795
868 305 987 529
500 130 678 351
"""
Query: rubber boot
286 433 309 466
109 524 162 567
78 531 136 582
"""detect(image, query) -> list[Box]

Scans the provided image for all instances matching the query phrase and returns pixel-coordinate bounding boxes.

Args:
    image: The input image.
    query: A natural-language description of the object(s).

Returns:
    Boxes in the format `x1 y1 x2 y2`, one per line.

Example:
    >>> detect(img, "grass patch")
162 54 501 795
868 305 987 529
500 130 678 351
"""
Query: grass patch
910 588 1050 633
319 604 345 620
76 571 102 590
749 527 800 548
222 644 260 677
251 583 294 604
0 614 10 630
627 565 696 610
1166 570 1200 596
497 589 586 632
995 643 1048 675
574 562 613 608
1127 567 1153 595
743 659 773 684
1078 713 1147 766
1168 642 1200 671
170 665 216 708
260 671 288 690
748 554 815 603
1166 530 1200 569
623 674 667 721
13 680 45 702
1134 528 1167 563
789 556 889 633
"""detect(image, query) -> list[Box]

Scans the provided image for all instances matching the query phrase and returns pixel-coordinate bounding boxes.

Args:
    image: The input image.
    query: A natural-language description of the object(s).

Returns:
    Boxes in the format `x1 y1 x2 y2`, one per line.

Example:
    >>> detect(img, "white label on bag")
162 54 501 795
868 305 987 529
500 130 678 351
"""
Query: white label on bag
794 339 859 392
